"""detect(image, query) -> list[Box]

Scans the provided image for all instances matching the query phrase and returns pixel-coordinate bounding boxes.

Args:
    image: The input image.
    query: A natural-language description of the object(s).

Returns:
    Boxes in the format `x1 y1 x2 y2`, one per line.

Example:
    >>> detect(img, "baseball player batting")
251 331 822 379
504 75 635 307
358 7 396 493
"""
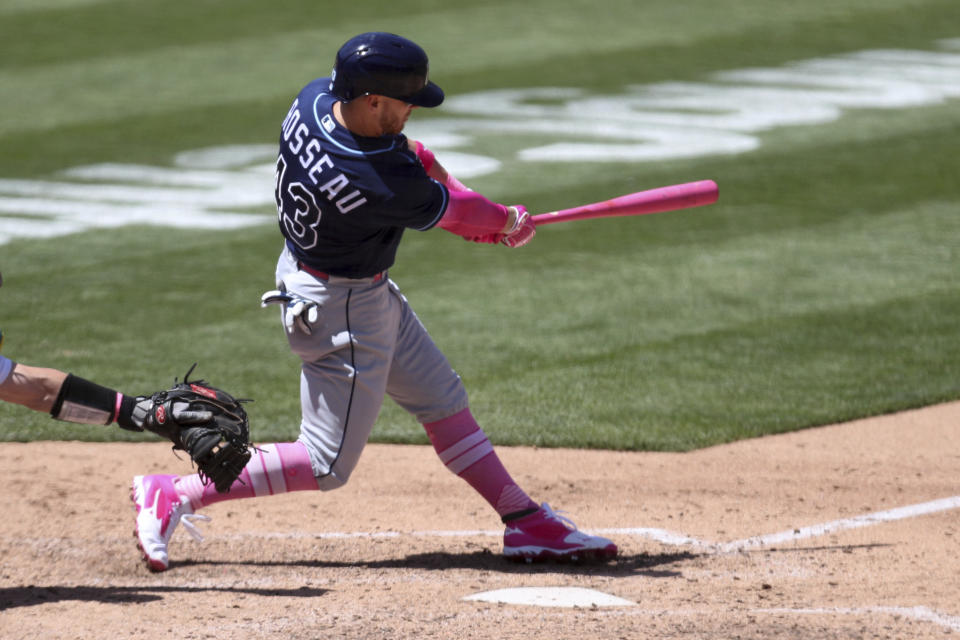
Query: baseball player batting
131 32 618 571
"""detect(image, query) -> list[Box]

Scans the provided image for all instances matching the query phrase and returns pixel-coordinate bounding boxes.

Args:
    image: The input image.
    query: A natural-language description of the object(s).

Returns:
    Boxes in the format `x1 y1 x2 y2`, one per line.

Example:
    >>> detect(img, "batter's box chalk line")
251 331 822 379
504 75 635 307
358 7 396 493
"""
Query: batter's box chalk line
603 495 960 551
225 495 960 551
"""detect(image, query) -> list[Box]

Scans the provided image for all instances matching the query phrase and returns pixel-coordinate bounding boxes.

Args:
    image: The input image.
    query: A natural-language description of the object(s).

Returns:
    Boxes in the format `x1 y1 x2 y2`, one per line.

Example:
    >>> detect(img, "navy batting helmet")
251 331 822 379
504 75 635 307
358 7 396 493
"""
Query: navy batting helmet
329 32 444 107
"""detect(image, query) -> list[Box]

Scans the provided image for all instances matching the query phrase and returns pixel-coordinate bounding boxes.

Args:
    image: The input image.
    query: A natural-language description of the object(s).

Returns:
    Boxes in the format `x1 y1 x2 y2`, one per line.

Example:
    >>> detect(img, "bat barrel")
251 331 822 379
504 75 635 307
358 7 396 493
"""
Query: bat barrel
531 180 718 226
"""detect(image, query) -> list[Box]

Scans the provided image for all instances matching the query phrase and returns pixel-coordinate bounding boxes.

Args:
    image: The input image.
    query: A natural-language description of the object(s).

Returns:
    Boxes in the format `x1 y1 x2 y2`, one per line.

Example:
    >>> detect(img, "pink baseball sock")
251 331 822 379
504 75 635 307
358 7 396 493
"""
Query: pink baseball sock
423 407 538 518
175 441 319 509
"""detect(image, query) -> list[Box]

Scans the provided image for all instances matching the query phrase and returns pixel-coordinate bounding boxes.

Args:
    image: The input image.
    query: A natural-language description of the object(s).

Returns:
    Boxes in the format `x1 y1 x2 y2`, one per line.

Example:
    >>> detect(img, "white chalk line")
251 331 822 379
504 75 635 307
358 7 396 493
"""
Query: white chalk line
214 495 960 631
222 495 960 551
718 495 960 552
9 496 955 632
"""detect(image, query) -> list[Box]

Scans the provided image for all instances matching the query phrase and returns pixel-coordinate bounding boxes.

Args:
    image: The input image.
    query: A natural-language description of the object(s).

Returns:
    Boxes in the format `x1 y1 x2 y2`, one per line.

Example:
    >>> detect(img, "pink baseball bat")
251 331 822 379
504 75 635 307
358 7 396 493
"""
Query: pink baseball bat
531 180 718 226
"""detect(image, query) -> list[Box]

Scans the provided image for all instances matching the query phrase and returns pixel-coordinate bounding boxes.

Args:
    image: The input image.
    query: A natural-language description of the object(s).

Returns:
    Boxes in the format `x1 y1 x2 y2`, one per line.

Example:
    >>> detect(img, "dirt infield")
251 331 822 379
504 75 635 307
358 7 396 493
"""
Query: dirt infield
1 402 958 639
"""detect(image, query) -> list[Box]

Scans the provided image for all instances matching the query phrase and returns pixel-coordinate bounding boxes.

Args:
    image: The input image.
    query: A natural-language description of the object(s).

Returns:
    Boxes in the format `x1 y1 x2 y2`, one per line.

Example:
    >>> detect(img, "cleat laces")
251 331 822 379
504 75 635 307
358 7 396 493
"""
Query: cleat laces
179 512 211 543
540 503 577 531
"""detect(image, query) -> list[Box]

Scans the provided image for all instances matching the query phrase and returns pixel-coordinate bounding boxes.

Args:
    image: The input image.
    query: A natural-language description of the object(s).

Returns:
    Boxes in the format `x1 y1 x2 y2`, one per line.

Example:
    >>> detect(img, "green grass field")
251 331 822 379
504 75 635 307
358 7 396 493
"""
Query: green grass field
1 0 958 450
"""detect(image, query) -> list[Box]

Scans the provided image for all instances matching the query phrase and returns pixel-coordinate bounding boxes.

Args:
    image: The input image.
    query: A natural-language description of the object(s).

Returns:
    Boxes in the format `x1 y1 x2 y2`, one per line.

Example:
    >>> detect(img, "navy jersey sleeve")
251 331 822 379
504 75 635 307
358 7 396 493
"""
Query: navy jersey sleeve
363 149 449 231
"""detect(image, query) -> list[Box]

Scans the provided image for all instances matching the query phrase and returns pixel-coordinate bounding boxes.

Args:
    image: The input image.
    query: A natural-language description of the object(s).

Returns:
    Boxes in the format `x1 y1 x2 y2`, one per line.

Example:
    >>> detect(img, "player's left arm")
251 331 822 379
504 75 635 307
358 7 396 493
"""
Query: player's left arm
410 140 535 247
410 140 471 192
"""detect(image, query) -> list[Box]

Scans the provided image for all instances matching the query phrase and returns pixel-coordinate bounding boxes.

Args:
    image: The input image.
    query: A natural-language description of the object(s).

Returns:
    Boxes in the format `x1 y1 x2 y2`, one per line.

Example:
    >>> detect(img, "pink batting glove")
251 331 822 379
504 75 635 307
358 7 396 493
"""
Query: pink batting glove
501 206 536 248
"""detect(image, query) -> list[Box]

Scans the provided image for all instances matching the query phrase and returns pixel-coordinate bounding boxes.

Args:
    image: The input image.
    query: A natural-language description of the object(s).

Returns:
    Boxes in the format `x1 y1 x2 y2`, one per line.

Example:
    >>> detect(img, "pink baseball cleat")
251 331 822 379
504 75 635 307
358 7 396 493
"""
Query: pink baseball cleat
131 474 208 572
503 503 618 562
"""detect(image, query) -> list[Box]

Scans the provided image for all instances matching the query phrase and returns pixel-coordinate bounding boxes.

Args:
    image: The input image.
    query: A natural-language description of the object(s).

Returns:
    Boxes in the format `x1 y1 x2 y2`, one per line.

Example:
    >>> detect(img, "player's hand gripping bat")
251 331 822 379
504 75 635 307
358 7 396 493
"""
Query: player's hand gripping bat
531 180 718 227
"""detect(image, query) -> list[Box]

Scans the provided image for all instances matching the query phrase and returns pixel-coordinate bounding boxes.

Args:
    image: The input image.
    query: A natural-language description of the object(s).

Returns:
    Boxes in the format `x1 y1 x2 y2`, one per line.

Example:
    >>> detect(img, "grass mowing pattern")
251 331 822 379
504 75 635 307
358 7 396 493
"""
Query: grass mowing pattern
1 0 958 449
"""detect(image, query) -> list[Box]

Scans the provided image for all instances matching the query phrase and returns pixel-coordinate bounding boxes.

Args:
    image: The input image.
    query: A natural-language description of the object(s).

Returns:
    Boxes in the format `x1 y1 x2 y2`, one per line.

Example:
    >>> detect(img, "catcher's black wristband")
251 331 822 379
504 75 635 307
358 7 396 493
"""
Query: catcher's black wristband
114 394 140 431
51 373 139 431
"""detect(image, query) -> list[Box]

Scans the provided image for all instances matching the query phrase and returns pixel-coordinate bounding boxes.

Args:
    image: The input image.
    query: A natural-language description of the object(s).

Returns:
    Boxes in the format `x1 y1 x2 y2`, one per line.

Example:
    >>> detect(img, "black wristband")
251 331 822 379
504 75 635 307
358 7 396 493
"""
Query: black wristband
115 395 141 431
50 373 123 426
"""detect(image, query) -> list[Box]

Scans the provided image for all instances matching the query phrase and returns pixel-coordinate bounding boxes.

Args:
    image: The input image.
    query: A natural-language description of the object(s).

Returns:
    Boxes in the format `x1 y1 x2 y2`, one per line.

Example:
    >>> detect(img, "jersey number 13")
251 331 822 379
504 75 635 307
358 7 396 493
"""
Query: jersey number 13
275 155 321 250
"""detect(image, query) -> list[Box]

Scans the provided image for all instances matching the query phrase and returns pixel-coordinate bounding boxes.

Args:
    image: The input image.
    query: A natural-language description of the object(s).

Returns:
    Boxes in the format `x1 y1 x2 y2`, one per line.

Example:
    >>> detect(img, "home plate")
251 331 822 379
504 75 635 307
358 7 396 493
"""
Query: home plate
463 587 636 608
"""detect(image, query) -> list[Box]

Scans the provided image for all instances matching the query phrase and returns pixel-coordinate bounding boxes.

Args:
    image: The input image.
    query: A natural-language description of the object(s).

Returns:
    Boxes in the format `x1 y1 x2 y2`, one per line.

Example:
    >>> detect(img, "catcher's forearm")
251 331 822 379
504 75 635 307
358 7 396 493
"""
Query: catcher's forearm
50 373 140 430
0 362 67 413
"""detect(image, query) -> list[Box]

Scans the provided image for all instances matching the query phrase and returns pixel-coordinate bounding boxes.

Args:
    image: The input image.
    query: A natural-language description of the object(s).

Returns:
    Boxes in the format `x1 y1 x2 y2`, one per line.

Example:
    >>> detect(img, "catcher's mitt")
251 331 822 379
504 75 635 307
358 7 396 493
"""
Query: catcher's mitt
137 364 252 493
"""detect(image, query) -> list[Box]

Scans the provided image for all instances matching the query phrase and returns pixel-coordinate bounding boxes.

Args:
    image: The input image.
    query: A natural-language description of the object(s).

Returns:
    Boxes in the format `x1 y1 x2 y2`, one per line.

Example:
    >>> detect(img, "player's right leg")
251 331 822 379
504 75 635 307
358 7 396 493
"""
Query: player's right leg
383 284 617 562
422 408 617 563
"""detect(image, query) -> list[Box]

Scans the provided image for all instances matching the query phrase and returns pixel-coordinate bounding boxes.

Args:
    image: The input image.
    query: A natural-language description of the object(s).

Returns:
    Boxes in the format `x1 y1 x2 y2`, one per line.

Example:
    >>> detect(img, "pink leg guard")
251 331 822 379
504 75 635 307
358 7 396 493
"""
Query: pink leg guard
175 441 319 509
423 408 538 518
